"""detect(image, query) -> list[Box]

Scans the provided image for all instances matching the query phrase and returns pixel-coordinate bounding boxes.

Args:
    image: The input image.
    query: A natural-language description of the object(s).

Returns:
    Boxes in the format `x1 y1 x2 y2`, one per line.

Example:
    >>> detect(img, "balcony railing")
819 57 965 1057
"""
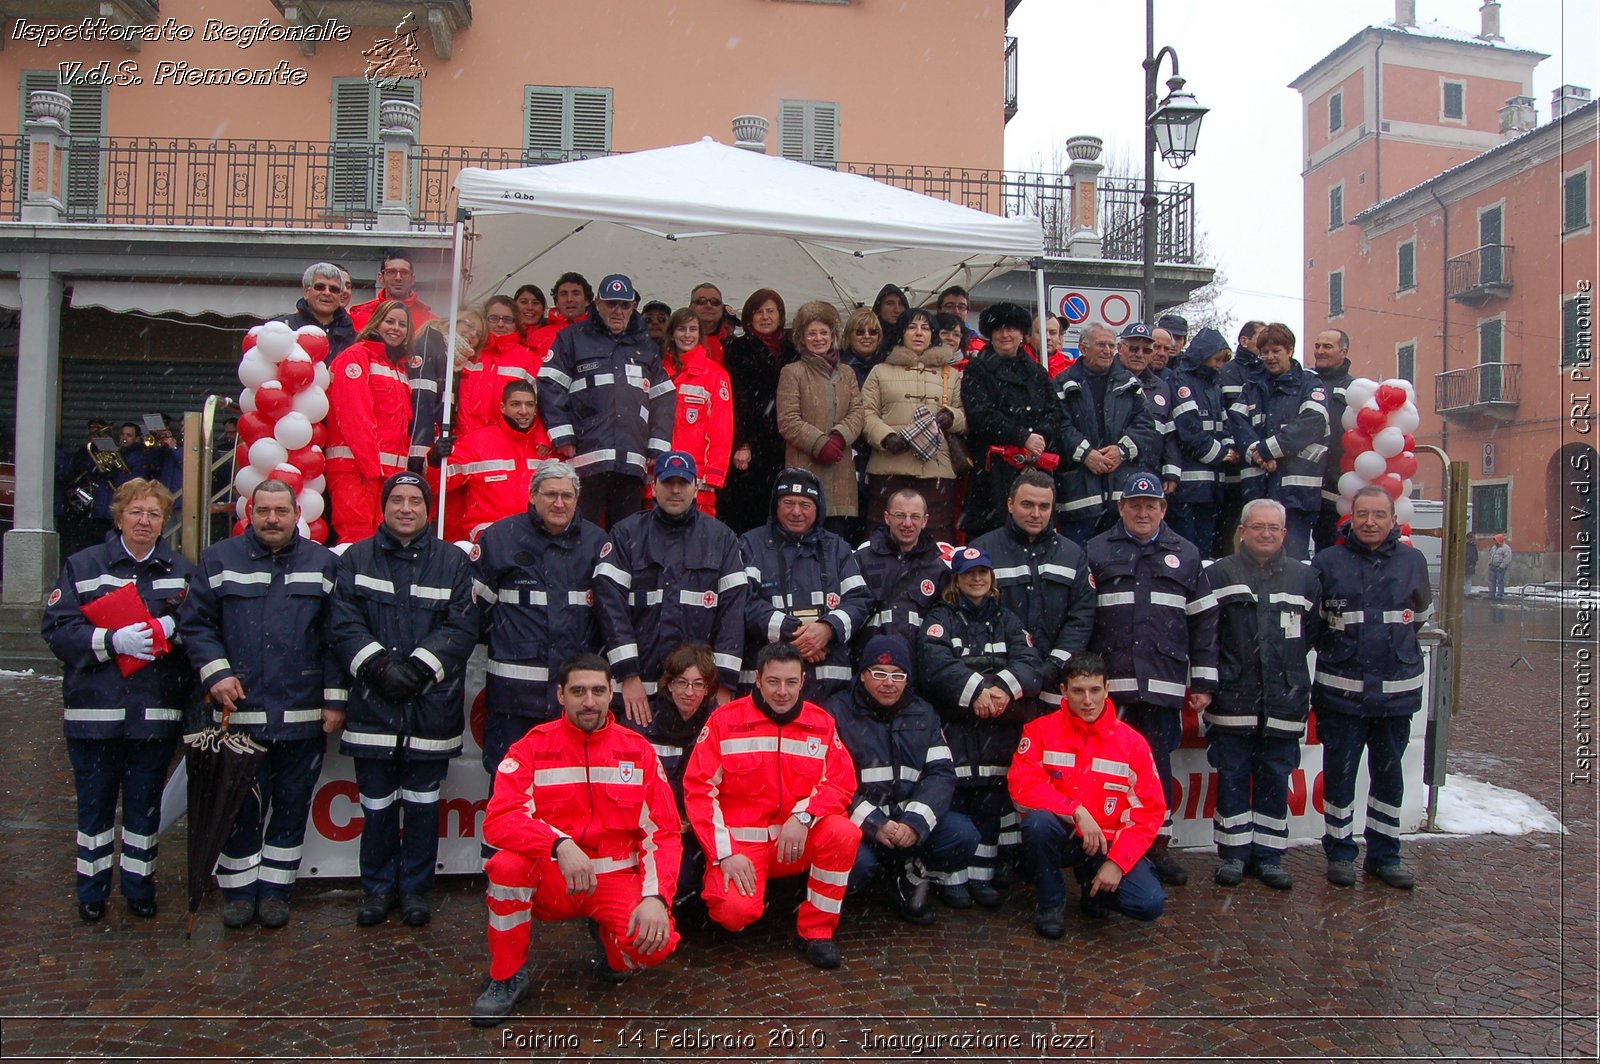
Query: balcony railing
1004 36 1019 122
1446 243 1514 304
1436 362 1520 419
0 136 1199 263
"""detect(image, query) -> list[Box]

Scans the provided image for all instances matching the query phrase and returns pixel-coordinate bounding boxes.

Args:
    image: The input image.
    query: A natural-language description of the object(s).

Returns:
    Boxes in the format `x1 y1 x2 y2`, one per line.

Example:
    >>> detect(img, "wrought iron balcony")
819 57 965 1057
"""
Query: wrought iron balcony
1435 363 1520 421
0 136 1198 263
1446 243 1513 304
0 0 158 27
1004 36 1019 122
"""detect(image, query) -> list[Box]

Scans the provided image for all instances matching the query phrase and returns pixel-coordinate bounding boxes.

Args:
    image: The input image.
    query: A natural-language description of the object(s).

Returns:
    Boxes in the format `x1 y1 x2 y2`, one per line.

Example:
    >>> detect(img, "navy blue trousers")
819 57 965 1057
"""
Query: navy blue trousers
68 736 176 905
353 757 450 897
1118 703 1183 836
216 736 325 902
1019 810 1164 920
1167 500 1218 559
1206 729 1300 864
1318 710 1411 866
849 811 980 889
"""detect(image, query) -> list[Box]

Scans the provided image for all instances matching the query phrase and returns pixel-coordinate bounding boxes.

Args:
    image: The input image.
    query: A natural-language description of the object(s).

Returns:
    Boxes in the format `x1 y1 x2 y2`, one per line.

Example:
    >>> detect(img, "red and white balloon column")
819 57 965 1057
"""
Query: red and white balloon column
1335 377 1420 543
231 320 332 543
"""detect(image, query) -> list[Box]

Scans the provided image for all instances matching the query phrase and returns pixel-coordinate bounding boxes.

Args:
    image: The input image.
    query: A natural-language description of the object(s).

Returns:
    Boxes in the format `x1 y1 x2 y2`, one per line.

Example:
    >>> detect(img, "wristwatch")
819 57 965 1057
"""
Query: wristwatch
792 811 816 828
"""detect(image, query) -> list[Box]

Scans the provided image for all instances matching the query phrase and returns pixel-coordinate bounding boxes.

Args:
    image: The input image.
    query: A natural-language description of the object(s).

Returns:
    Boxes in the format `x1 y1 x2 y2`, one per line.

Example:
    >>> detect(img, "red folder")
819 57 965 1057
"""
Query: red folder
79 581 171 677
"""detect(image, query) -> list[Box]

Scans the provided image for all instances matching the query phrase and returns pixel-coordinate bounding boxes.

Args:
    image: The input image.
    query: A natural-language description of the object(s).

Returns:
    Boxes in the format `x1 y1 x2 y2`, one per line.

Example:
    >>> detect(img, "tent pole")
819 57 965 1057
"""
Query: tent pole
1033 259 1048 365
436 206 470 539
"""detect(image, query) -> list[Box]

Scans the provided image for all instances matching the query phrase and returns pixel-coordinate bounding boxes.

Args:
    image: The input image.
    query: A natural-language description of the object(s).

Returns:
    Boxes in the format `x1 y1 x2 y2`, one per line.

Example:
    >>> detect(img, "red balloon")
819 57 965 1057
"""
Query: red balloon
286 444 325 481
241 332 257 355
1356 406 1388 435
268 464 305 496
1339 429 1371 457
307 518 329 544
254 381 293 420
233 442 250 470
231 519 247 538
1400 523 1413 536
1387 452 1419 479
1339 453 1356 474
237 411 274 444
309 422 328 449
277 358 315 394
1377 473 1405 499
295 329 330 362
1375 384 1406 411
1402 433 1416 452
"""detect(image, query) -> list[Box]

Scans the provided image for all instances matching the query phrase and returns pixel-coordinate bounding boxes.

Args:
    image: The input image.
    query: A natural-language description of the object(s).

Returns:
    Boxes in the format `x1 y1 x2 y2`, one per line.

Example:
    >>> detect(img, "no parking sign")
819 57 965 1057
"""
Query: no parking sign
1050 286 1143 356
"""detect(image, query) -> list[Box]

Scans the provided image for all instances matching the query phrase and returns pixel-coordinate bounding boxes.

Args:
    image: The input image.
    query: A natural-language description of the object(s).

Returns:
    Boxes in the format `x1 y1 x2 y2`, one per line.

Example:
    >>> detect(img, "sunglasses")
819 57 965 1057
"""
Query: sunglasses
310 282 342 293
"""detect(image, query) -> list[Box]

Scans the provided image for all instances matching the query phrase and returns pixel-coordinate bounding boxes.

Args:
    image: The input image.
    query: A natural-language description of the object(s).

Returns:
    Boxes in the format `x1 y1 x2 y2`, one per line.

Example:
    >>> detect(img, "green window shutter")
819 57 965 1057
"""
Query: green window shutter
524 86 611 162
1329 92 1342 132
570 88 612 159
20 70 104 217
1443 82 1464 119
777 100 840 167
1566 171 1590 231
330 78 375 212
1397 343 1415 383
1329 185 1343 229
1398 242 1415 290
1329 271 1344 316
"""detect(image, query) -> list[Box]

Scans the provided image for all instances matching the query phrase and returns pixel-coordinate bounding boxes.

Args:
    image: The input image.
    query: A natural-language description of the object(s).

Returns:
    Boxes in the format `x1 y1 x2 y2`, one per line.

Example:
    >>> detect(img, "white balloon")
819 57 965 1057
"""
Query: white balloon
254 320 296 363
292 385 329 422
297 489 325 523
296 518 311 538
247 324 264 337
1390 402 1420 434
273 411 314 450
329 541 351 556
238 352 273 389
1373 427 1406 458
1338 471 1368 498
1354 450 1388 480
304 475 327 494
234 465 264 497
238 387 257 414
235 496 248 521
284 345 313 364
248 437 287 473
1336 496 1352 517
1401 477 1414 496
1395 495 1415 525
1341 406 1359 432
1346 378 1379 408
313 361 331 391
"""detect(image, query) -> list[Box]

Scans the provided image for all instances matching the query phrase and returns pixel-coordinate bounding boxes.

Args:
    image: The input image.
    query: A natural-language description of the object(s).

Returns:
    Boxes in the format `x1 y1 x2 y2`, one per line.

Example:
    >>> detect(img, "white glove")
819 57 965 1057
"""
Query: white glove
156 615 176 640
111 622 155 661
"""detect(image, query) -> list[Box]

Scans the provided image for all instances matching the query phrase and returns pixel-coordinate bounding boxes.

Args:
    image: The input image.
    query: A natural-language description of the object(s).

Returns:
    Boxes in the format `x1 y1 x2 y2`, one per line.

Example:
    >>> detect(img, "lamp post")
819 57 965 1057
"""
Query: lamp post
1142 0 1208 320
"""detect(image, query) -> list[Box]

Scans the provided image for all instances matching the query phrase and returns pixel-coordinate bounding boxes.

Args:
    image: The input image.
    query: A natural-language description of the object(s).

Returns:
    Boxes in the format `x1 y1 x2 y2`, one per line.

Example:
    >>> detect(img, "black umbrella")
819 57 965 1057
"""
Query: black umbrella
182 715 266 937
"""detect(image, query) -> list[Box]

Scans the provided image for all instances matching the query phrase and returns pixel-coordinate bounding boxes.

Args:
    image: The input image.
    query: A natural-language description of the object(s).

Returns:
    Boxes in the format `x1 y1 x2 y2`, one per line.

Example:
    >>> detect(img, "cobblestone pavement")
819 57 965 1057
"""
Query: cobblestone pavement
1 598 1594 1061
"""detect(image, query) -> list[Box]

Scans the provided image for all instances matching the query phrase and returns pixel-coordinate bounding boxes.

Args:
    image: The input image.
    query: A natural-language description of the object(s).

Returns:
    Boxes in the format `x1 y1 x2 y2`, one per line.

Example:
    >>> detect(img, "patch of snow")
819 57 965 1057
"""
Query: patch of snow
1428 773 1565 836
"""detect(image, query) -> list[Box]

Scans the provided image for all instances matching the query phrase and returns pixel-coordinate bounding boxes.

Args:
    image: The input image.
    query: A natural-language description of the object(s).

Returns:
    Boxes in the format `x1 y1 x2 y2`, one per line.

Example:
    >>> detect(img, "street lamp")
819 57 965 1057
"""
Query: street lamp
1142 0 1208 320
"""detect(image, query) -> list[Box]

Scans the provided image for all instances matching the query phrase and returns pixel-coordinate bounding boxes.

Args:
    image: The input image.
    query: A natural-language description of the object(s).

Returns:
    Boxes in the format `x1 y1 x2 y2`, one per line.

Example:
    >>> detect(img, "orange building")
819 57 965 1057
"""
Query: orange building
1293 1 1597 582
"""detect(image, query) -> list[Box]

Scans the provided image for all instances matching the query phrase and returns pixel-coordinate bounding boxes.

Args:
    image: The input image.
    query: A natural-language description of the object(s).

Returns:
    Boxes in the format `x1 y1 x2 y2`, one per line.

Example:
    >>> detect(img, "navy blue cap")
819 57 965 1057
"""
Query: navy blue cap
1121 471 1164 499
1156 313 1189 337
950 545 993 574
381 470 431 509
1119 322 1154 341
860 634 913 676
597 274 636 302
654 450 697 481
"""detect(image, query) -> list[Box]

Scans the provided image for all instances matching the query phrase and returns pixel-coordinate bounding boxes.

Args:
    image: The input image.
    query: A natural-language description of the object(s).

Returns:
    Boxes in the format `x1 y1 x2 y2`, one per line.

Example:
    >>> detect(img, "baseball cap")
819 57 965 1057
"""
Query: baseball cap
654 451 697 482
1156 313 1189 338
949 545 993 574
1121 471 1164 499
597 274 636 303
1119 322 1154 341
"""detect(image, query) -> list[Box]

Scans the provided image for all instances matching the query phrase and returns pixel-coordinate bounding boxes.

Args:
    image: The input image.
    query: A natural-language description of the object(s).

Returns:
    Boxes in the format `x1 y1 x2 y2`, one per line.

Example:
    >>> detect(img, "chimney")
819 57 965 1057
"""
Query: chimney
1552 85 1593 119
1498 96 1536 137
1477 0 1503 42
1394 0 1416 27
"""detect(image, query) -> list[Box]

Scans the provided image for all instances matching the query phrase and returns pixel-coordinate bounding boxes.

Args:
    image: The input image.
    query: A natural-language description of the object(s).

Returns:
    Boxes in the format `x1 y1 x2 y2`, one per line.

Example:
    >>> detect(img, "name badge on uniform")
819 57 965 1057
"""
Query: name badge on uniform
1280 612 1302 639
790 607 822 624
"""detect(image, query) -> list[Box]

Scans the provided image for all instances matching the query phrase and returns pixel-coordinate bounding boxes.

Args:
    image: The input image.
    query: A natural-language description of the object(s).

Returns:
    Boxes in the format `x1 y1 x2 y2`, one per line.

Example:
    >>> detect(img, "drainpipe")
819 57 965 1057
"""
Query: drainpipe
1373 36 1384 201
1429 184 1450 454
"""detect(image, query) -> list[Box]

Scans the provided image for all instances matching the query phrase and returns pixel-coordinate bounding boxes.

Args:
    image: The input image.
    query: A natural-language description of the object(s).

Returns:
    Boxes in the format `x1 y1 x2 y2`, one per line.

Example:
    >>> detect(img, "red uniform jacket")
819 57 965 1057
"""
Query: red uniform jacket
664 345 734 490
443 418 555 541
453 332 541 438
325 339 413 480
483 713 683 901
682 696 856 864
349 291 436 333
1008 700 1167 873
523 311 585 360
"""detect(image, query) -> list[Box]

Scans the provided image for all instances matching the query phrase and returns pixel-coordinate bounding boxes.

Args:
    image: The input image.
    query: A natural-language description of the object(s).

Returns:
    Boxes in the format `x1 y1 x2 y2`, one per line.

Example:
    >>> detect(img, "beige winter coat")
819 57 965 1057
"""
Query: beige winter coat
861 343 967 479
776 350 865 516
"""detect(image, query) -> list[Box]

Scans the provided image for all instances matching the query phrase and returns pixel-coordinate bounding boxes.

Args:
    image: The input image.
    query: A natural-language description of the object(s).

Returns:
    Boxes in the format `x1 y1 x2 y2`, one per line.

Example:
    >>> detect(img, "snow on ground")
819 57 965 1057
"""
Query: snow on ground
1427 773 1565 836
0 668 47 678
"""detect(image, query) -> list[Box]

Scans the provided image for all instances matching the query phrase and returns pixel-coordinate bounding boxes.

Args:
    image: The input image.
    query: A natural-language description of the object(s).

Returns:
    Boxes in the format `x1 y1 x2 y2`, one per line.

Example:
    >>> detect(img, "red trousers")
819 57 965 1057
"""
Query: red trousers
484 848 678 981
326 470 383 543
700 814 856 940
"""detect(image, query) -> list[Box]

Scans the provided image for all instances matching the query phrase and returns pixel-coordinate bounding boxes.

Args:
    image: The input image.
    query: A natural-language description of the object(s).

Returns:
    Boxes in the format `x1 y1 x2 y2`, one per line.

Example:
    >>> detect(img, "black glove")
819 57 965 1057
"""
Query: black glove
881 432 910 454
935 408 954 431
378 657 431 702
427 434 454 467
358 652 392 689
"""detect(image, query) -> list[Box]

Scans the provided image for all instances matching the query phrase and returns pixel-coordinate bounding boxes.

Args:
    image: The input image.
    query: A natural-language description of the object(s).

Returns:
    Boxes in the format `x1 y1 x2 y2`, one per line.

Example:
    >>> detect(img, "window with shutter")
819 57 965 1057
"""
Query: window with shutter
1328 270 1344 317
777 100 840 167
328 78 420 215
1469 483 1508 535
20 71 106 218
1396 342 1416 383
1562 295 1589 367
1329 92 1343 133
1565 169 1590 232
1328 184 1343 229
1442 81 1465 120
1397 240 1415 291
1478 317 1503 402
523 86 612 163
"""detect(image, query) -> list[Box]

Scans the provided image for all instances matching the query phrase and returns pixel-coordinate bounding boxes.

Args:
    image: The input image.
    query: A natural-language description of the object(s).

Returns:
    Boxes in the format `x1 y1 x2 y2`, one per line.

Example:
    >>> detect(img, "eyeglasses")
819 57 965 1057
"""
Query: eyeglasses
310 282 342 293
486 315 516 325
124 508 164 521
536 489 577 503
381 267 413 277
886 512 926 523
692 297 723 307
854 328 881 337
1242 523 1285 533
668 678 709 691
942 303 969 313
866 669 908 683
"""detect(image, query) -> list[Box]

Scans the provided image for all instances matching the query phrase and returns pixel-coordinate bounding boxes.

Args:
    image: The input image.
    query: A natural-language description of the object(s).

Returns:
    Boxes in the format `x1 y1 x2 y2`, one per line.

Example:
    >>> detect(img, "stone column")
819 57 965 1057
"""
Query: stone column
4 252 63 604
376 99 420 231
22 90 70 224
1065 134 1105 259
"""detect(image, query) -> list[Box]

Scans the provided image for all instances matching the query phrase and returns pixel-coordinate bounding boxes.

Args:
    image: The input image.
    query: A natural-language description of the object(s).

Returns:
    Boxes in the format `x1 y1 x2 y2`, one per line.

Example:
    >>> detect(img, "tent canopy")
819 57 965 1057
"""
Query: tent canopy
451 139 1043 312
